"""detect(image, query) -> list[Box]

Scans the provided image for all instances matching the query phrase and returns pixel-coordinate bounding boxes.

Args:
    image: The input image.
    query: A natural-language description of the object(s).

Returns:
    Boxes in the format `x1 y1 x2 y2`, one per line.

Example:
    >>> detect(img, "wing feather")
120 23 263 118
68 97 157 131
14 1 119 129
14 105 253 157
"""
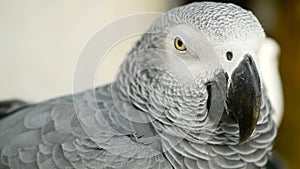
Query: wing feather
0 84 171 169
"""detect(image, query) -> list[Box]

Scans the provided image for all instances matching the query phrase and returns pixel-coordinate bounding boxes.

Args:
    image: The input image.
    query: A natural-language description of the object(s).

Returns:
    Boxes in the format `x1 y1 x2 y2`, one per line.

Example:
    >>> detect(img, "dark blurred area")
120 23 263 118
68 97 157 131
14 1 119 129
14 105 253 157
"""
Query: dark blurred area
181 0 300 168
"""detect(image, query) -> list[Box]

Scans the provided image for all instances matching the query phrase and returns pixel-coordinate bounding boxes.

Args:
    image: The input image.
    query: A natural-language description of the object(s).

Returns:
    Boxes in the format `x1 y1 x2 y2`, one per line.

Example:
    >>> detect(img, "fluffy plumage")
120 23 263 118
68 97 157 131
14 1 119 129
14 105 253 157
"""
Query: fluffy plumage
0 2 279 169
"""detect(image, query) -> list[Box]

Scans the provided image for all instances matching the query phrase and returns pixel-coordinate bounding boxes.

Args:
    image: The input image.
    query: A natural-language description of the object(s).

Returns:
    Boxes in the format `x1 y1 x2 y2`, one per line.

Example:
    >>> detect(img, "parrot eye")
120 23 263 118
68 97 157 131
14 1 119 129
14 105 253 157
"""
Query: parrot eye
174 37 187 51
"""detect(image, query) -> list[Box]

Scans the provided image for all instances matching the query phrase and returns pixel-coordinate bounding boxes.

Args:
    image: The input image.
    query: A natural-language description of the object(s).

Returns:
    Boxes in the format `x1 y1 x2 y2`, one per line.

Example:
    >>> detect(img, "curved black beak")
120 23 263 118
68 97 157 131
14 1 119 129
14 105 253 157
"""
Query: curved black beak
226 55 261 144
206 55 261 144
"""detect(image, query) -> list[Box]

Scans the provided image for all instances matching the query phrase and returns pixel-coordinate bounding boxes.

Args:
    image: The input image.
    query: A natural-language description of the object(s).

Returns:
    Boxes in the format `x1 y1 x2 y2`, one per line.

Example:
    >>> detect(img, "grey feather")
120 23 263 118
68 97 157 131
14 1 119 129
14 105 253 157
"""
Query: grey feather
0 85 172 169
0 2 280 169
0 99 27 119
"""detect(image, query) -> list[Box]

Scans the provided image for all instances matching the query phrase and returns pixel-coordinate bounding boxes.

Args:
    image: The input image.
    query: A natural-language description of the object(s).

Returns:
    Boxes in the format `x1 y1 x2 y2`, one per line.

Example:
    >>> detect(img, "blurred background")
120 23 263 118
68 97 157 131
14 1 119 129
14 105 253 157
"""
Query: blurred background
0 0 299 168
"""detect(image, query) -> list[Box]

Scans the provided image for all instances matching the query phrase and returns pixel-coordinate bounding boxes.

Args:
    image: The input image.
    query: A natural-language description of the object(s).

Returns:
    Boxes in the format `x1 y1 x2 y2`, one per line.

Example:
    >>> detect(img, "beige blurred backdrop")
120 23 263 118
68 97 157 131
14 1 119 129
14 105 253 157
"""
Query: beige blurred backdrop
0 0 181 101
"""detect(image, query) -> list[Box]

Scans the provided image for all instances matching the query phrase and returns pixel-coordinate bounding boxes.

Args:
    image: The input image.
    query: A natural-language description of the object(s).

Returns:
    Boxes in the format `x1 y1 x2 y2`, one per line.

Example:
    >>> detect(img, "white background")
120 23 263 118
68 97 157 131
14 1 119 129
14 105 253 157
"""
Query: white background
0 0 180 101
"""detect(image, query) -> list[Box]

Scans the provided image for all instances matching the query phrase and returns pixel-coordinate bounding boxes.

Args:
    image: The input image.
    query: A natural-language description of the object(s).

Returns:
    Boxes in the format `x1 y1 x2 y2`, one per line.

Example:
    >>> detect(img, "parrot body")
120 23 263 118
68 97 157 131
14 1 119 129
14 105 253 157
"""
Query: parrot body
0 86 172 169
0 2 280 169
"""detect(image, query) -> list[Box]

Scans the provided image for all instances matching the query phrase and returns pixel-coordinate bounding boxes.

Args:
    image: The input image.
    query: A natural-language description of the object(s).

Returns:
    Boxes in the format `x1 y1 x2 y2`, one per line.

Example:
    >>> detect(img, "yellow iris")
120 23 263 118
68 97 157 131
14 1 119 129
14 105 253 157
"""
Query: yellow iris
174 37 187 51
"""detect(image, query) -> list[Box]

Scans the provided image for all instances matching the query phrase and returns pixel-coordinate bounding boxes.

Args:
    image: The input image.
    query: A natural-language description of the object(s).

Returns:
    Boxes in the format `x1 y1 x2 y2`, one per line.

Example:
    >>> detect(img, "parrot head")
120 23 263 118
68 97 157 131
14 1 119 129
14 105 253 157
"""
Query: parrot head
118 2 265 144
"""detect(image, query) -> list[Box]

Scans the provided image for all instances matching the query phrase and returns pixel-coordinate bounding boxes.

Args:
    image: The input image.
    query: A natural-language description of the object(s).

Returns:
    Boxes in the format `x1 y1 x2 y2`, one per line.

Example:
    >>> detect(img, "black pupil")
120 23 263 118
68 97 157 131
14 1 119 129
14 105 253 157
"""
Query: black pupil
177 39 183 47
226 51 233 61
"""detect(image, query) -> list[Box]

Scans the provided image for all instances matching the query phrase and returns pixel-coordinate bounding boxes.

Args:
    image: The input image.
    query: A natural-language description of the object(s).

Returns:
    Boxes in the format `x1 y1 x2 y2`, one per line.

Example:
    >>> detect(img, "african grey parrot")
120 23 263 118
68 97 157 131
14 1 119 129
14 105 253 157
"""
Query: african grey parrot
0 2 281 169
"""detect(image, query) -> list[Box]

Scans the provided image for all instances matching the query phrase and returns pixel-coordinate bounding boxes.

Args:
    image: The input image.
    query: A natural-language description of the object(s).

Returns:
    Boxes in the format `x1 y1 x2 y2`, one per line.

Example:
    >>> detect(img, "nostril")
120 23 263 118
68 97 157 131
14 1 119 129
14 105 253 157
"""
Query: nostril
226 51 233 61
